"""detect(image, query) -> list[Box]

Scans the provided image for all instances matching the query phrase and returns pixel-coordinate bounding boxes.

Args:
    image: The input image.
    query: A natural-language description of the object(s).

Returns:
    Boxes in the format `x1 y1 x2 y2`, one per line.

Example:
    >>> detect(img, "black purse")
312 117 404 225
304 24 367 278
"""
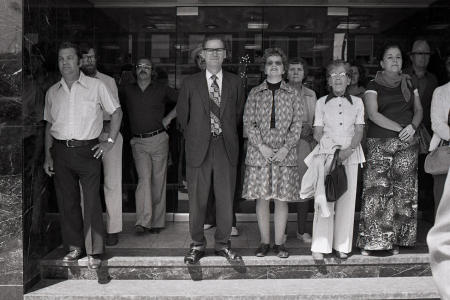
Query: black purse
325 149 348 202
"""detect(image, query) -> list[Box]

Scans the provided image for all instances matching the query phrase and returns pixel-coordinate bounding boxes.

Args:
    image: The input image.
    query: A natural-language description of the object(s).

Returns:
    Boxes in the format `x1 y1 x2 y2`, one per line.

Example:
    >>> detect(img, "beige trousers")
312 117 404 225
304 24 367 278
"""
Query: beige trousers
130 132 168 229
102 133 123 233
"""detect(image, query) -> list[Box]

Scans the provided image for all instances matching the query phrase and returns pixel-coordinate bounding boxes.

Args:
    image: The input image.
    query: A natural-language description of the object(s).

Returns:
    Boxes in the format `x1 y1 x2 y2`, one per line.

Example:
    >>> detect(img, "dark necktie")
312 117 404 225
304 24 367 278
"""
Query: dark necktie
209 74 222 135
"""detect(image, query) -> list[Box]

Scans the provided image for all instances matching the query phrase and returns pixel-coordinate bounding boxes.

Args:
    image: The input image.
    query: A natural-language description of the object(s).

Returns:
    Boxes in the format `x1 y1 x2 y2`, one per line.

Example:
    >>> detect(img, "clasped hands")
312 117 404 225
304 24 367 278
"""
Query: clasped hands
258 144 289 163
398 124 416 142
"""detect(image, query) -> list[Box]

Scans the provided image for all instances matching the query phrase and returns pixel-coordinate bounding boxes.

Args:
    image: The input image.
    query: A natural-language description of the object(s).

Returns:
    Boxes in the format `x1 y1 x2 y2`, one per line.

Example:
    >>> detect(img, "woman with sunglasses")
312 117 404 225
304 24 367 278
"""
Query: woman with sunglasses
242 48 303 258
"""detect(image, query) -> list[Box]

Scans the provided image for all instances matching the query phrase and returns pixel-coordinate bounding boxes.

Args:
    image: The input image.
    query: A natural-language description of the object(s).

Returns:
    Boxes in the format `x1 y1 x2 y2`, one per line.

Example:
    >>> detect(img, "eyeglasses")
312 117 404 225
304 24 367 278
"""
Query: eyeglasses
329 72 348 78
83 55 96 61
411 52 431 56
203 48 226 55
266 60 283 66
136 64 152 70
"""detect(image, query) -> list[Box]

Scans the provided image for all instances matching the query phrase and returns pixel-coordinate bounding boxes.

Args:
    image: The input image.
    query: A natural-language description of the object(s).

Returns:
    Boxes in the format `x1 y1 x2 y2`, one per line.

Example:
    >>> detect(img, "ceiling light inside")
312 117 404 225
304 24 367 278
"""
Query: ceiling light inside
248 22 268 30
312 44 329 51
205 24 218 29
426 23 449 30
155 23 176 30
290 24 305 30
244 44 261 50
176 7 198 16
336 22 360 30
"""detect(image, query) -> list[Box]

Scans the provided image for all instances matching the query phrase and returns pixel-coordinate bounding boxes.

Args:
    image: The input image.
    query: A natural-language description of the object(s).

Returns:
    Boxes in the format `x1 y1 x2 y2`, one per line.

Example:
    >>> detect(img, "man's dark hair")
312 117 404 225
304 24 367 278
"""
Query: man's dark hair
58 41 81 59
79 42 96 56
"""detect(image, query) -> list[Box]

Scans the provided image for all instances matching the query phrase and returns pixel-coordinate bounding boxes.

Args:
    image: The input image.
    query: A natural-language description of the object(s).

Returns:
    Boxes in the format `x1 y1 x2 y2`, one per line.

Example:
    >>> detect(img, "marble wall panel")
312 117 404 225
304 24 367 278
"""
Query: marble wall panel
0 1 23 299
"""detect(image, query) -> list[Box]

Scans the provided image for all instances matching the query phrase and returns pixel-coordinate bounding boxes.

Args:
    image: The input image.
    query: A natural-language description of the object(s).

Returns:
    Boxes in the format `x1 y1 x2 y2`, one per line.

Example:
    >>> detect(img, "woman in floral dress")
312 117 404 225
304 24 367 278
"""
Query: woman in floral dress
242 48 303 258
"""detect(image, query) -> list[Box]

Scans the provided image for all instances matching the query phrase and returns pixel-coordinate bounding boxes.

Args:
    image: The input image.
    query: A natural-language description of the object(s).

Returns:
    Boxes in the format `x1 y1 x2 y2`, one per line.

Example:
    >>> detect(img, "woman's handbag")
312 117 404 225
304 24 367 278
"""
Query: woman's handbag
325 149 348 202
424 142 450 175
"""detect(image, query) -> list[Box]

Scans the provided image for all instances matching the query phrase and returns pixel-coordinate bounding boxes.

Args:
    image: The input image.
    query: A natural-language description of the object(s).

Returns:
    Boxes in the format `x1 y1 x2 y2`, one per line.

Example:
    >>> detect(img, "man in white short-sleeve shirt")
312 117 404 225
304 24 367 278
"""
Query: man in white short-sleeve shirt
43 41 122 269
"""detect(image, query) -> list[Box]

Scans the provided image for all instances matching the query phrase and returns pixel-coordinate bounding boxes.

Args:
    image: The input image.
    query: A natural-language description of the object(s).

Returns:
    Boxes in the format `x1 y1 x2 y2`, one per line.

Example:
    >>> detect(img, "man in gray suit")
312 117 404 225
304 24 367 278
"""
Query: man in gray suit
177 35 245 264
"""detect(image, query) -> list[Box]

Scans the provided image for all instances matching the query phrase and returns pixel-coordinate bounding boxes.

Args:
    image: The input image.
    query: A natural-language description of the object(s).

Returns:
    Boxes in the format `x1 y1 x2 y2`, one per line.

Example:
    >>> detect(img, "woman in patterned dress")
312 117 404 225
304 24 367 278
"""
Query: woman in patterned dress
357 44 423 255
242 48 303 258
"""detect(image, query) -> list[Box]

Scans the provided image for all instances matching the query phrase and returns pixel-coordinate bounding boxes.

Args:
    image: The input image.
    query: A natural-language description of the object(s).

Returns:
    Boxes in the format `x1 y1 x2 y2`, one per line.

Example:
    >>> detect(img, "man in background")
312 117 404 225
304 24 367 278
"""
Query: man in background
80 43 123 246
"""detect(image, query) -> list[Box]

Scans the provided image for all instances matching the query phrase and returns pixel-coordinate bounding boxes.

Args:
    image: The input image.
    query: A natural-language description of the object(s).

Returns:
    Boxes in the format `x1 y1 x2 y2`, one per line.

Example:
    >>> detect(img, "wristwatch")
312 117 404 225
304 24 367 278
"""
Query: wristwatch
107 137 115 144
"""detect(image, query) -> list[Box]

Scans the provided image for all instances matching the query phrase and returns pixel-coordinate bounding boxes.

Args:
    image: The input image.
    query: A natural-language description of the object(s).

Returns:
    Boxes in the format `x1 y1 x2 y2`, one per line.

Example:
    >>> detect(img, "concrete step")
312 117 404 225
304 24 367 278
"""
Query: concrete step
40 247 431 281
25 277 440 299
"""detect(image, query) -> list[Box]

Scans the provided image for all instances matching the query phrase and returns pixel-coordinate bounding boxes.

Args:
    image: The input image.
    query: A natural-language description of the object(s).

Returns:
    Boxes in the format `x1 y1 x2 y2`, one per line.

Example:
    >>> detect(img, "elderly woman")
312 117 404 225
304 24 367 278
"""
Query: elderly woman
357 44 423 256
242 48 303 258
348 62 367 98
286 58 317 243
301 60 365 260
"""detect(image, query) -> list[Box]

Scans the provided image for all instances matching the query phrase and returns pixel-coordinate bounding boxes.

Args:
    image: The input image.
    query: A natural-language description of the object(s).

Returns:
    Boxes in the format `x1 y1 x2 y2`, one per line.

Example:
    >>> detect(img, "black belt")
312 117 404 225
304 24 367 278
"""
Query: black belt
134 128 165 138
54 138 98 148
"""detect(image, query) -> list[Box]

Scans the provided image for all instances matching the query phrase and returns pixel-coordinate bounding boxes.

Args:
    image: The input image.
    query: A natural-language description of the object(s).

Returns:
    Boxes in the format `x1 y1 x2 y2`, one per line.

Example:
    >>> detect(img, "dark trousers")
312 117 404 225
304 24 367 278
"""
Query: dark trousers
205 184 238 227
52 142 104 255
186 136 236 250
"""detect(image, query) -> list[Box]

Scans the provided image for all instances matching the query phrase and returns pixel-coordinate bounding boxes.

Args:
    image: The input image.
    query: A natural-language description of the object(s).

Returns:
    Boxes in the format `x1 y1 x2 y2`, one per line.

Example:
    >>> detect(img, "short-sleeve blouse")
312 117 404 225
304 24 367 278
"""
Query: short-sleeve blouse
365 80 416 138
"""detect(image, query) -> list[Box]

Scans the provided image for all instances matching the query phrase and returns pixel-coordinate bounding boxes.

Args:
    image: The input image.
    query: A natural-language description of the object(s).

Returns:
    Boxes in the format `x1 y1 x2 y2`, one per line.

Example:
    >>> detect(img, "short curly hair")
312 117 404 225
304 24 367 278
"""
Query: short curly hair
262 47 288 72
287 57 309 81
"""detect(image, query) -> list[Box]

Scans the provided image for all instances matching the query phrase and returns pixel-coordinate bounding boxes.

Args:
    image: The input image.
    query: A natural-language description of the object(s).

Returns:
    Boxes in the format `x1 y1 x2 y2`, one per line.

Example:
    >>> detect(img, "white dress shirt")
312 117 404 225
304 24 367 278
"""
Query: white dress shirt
44 71 120 140
205 69 223 95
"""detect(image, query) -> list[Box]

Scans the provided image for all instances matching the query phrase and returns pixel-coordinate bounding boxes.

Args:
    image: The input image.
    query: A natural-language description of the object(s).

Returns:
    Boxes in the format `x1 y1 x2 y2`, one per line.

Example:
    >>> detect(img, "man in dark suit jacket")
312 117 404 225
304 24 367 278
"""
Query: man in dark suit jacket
177 35 245 264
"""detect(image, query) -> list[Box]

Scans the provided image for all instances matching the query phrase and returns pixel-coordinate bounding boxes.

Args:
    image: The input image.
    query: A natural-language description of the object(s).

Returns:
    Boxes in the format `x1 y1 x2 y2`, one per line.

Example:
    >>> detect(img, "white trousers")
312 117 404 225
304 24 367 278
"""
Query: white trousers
102 133 123 233
311 162 358 254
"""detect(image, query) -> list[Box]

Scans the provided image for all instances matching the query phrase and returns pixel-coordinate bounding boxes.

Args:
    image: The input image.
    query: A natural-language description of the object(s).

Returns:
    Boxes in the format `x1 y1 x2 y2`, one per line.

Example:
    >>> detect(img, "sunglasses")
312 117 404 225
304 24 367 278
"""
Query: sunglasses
329 72 348 78
136 64 152 70
266 60 283 66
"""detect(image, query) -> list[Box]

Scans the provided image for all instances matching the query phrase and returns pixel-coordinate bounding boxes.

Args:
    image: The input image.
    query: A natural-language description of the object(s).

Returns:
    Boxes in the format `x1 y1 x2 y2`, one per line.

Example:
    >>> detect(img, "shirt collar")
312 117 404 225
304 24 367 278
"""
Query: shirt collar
206 69 223 81
253 80 294 93
58 71 89 89
325 92 353 105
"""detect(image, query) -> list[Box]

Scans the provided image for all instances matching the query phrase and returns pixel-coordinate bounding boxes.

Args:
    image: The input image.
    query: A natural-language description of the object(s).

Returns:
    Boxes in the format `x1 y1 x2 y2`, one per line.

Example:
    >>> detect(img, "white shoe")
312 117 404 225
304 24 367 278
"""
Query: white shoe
231 226 240 236
296 232 312 243
204 224 214 230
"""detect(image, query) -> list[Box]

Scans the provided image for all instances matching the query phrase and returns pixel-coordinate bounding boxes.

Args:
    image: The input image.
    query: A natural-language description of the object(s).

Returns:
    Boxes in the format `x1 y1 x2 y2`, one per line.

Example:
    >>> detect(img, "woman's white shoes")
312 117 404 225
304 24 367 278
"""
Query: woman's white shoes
296 232 312 243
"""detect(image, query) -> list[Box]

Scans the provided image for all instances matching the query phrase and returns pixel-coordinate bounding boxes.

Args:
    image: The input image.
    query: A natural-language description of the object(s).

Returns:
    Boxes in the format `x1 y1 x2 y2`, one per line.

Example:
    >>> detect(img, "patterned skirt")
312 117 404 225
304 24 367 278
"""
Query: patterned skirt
357 137 419 250
242 164 300 202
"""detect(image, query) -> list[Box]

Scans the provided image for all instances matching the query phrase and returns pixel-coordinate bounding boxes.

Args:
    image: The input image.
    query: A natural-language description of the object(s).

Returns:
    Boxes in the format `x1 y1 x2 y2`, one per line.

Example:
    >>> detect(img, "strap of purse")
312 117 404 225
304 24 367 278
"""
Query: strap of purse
329 149 340 173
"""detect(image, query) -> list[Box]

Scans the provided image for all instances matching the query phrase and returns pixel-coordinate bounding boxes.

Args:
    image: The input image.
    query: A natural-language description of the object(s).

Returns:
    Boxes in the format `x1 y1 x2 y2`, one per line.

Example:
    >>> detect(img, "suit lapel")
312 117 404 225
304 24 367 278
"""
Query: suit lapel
198 71 210 116
220 72 229 118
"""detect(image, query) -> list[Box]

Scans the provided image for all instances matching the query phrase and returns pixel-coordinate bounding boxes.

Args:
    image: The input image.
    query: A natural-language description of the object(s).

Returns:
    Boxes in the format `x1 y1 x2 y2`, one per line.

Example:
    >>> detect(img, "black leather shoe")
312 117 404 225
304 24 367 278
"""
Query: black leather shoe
106 233 119 246
273 244 289 258
184 247 205 264
255 243 270 257
215 247 242 262
149 228 162 234
135 225 149 234
63 249 84 262
88 255 102 269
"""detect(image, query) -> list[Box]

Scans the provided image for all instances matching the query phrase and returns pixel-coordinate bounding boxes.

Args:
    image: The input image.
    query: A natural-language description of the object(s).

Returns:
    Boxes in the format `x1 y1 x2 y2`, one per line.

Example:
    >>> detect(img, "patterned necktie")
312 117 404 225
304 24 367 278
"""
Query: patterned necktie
209 74 222 135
